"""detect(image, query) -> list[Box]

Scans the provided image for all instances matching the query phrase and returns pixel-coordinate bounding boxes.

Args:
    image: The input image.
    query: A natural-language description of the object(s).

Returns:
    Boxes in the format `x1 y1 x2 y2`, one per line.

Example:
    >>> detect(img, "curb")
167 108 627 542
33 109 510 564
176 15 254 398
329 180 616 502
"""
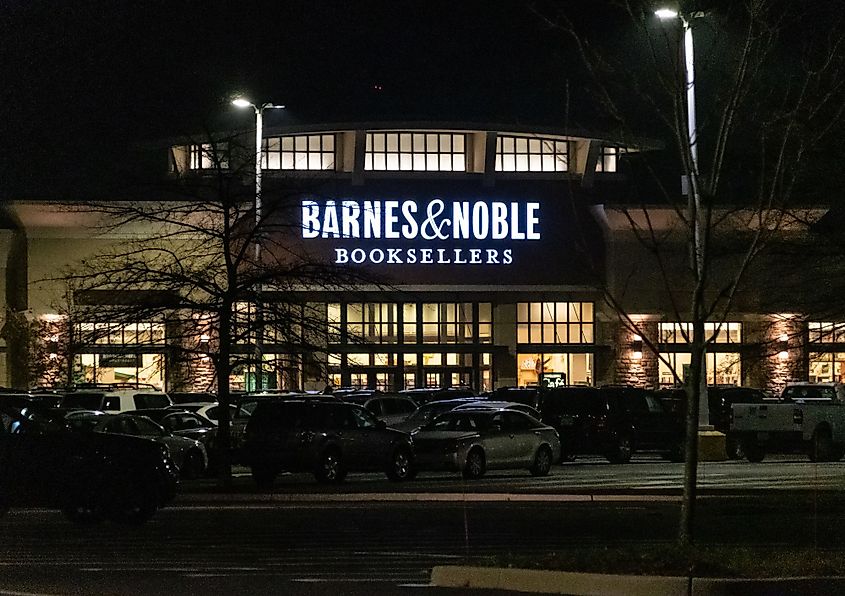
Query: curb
429 566 845 596
172 492 683 504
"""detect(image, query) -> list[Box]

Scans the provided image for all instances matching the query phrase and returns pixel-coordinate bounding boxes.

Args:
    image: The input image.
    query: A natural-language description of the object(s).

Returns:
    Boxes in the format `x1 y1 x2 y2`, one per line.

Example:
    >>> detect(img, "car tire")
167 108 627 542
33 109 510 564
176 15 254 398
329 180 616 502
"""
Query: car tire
314 449 346 483
180 450 205 480
251 465 277 490
386 446 414 482
742 438 765 463
106 479 157 525
606 434 633 464
725 436 743 460
530 446 553 477
462 448 486 479
810 427 835 462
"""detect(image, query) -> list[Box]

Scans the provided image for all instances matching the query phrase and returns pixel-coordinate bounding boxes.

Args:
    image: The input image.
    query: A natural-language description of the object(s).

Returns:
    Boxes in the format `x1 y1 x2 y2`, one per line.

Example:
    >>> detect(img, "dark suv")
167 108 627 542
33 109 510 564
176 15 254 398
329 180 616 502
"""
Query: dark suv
242 400 415 487
539 386 683 463
0 401 178 524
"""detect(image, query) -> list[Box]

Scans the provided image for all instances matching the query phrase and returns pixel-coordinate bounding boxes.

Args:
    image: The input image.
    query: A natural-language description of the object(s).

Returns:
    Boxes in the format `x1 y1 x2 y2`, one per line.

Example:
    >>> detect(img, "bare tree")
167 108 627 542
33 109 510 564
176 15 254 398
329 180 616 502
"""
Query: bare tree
55 131 373 488
535 0 845 546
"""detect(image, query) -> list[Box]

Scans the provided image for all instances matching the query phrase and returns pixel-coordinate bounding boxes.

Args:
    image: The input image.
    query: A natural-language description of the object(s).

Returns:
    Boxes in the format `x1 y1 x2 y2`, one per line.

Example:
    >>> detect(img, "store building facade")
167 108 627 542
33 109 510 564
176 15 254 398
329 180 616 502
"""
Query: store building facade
0 122 834 394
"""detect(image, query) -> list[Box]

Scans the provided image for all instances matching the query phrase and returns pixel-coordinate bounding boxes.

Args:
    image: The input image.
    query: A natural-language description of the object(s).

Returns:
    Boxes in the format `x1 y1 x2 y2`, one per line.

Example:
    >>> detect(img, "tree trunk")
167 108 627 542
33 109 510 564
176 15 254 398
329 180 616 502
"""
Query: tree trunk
679 319 705 547
215 302 234 489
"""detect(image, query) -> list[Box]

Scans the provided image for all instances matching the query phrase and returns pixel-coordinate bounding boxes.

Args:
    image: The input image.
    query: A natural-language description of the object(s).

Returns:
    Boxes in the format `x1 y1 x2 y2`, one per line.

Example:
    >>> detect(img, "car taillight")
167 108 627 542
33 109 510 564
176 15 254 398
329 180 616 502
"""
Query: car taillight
793 409 803 425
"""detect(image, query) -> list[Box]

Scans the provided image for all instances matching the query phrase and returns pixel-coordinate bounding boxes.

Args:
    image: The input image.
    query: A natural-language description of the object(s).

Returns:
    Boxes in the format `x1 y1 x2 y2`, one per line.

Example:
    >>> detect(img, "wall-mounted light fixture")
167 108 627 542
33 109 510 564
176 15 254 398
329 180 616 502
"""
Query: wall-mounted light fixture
777 333 789 360
631 333 643 360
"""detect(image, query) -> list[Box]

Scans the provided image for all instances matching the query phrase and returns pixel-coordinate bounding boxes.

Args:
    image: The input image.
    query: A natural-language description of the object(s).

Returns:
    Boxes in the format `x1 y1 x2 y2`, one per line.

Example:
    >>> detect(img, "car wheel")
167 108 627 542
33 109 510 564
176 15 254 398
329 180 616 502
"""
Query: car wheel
742 438 765 463
725 436 743 460
386 446 414 482
106 479 157 525
180 450 205 480
606 435 633 464
462 448 486 479
314 449 346 483
251 465 277 490
810 427 835 462
530 446 553 477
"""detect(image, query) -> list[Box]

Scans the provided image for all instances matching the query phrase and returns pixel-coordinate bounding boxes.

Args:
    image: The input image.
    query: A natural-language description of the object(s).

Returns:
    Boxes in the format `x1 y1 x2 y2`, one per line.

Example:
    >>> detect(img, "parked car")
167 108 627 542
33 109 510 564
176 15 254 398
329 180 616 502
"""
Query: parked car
230 393 338 455
491 386 546 409
399 387 476 404
82 412 208 479
169 402 236 426
340 394 418 426
391 397 485 433
539 386 683 463
60 390 172 413
241 400 415 486
169 391 216 405
135 409 218 472
659 386 768 458
453 400 542 420
0 401 178 525
412 408 560 478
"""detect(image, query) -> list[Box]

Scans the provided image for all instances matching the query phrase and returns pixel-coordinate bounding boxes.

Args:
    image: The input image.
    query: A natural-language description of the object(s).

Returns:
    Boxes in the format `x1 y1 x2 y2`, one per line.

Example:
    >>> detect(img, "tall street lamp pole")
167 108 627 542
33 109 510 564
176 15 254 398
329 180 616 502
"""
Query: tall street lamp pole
655 8 710 429
232 98 285 391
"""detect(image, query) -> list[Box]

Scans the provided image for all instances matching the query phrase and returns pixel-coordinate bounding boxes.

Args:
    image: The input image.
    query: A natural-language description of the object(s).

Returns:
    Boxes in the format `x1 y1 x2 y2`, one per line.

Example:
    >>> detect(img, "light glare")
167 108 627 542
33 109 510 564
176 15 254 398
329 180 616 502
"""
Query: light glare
232 98 252 108
655 8 679 19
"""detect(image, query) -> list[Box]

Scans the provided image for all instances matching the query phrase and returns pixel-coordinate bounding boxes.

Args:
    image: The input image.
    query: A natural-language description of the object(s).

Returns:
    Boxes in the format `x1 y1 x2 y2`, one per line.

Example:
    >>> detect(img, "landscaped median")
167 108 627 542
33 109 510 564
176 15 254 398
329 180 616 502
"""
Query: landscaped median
430 545 845 595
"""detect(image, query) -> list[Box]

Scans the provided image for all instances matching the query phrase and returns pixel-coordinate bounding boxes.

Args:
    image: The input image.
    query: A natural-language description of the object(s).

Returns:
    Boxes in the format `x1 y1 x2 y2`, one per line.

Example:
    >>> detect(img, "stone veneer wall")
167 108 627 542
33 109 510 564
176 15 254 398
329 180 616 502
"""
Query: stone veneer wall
613 319 659 388
763 316 805 396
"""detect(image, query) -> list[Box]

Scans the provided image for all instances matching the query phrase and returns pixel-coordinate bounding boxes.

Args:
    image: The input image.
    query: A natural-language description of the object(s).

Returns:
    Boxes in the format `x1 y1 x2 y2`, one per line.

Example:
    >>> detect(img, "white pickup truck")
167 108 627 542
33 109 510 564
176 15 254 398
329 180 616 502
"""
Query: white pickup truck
730 383 845 462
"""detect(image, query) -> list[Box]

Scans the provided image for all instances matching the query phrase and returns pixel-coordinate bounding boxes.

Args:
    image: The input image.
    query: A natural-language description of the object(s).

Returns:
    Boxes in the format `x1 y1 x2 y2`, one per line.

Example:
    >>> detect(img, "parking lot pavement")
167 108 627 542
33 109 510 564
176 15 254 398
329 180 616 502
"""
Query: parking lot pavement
181 454 845 497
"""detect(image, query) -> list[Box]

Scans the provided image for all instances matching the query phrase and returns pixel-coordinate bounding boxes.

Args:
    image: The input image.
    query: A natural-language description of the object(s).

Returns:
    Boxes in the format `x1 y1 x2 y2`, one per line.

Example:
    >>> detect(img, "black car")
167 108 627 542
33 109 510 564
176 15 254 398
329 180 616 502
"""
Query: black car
658 386 767 459
539 386 683 463
491 386 547 409
0 402 178 525
241 400 415 486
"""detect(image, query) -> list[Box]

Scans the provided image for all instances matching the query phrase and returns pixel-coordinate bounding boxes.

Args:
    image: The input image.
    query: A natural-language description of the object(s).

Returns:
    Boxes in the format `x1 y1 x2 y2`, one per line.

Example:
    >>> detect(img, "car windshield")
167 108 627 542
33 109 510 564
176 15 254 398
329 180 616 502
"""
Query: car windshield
425 412 488 432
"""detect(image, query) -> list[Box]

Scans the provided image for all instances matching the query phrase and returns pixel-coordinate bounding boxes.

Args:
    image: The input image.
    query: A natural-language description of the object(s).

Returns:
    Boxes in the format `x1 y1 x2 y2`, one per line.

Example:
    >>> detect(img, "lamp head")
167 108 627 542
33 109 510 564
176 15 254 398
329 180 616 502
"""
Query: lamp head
231 98 253 108
655 8 679 20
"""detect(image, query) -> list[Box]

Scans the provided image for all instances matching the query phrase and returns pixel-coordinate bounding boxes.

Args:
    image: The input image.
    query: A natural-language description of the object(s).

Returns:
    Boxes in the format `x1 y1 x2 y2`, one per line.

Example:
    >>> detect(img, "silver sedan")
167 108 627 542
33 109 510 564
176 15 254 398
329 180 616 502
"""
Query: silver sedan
411 408 560 479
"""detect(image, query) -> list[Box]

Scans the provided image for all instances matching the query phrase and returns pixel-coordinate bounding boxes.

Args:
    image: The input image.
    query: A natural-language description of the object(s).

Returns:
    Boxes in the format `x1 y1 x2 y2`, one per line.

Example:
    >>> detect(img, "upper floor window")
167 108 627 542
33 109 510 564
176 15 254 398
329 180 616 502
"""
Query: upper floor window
517 302 594 344
189 143 228 170
495 135 568 172
809 322 845 343
77 322 166 345
346 303 398 344
659 322 742 344
263 134 335 170
595 146 625 173
365 132 466 172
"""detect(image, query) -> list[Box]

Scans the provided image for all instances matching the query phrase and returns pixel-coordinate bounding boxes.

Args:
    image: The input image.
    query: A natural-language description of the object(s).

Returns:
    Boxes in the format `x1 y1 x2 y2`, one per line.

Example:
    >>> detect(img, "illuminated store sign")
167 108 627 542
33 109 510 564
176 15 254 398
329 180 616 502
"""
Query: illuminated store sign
301 198 541 265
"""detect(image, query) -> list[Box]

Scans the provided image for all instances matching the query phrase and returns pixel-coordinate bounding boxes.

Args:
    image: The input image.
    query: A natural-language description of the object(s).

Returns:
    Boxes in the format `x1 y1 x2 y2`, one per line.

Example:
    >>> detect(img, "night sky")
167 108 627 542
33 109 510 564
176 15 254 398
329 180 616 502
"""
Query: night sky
1 0 842 199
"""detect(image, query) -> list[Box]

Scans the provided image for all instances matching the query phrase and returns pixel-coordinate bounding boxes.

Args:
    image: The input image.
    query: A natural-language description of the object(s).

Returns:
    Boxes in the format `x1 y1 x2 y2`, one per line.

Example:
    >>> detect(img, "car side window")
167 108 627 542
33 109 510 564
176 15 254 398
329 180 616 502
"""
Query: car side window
503 411 532 431
351 406 378 429
393 399 416 414
364 400 382 416
644 394 666 414
102 395 120 411
133 417 163 436
489 413 505 432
